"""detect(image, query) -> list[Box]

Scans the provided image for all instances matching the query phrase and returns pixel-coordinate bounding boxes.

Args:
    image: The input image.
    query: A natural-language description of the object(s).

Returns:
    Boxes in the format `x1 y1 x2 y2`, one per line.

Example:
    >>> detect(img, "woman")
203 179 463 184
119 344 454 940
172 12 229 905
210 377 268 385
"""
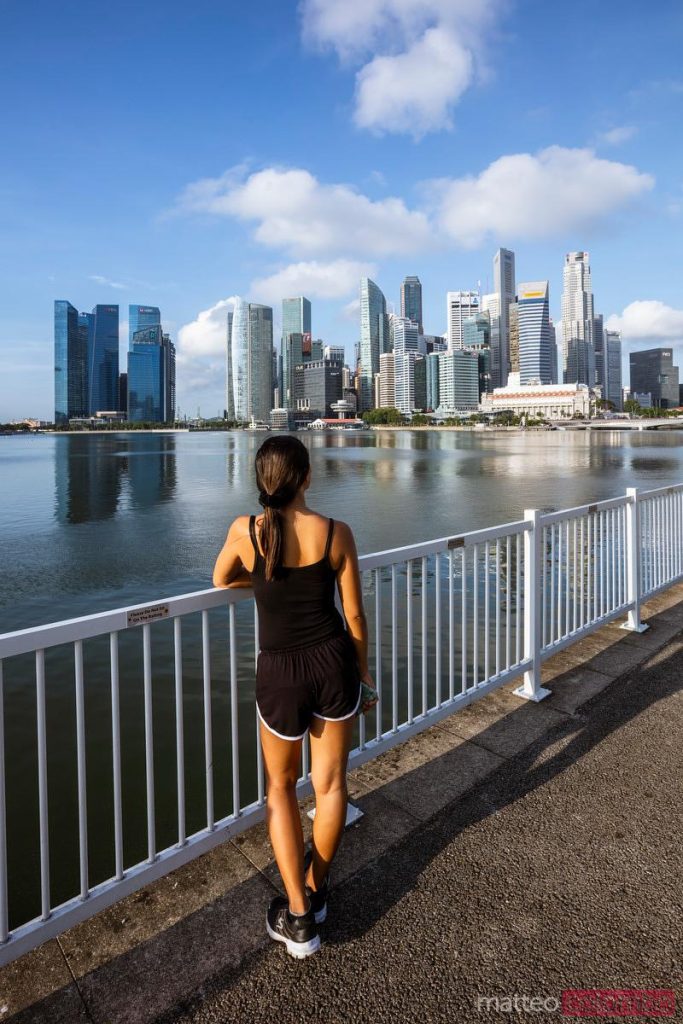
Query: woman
212 435 377 959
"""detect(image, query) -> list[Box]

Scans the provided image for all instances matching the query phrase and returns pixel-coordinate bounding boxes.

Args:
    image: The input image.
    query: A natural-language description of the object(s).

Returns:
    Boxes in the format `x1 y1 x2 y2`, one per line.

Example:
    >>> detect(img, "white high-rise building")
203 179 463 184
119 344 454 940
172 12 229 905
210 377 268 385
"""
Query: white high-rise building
561 251 595 385
446 291 479 350
390 315 419 355
493 248 515 387
360 277 388 411
230 298 273 422
379 352 395 408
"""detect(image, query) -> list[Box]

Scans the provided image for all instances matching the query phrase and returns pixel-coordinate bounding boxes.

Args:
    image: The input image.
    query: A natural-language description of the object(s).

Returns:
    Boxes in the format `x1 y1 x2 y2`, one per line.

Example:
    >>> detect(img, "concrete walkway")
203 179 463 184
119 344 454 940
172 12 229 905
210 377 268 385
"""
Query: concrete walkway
2 586 683 1023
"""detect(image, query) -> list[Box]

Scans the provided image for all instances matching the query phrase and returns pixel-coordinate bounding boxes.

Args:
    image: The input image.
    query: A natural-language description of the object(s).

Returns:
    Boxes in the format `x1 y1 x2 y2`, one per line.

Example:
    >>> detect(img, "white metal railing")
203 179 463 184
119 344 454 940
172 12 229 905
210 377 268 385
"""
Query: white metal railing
0 483 681 965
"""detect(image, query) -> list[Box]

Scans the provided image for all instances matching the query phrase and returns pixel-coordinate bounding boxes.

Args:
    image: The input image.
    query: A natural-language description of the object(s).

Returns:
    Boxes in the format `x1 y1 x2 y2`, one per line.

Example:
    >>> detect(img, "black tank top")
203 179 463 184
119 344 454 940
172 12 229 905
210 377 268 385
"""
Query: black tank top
248 514 346 652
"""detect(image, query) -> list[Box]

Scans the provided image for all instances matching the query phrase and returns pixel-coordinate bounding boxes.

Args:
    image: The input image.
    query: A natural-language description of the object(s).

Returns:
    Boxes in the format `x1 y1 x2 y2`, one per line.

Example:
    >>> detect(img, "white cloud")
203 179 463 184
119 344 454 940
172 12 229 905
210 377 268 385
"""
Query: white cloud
90 274 127 290
300 0 501 136
176 297 237 362
606 301 683 343
596 125 637 146
173 166 431 258
354 26 473 137
429 145 654 248
251 259 376 305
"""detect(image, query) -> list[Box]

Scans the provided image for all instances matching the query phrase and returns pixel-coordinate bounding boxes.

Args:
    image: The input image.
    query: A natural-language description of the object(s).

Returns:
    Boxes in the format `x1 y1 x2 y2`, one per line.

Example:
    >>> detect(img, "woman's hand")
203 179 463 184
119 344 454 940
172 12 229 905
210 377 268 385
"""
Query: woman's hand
359 669 379 714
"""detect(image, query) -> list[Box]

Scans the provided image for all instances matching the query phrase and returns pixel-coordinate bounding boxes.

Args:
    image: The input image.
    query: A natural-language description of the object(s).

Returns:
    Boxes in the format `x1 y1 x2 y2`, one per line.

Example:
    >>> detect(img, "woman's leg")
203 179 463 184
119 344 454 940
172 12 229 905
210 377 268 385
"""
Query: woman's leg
306 715 355 891
258 720 309 915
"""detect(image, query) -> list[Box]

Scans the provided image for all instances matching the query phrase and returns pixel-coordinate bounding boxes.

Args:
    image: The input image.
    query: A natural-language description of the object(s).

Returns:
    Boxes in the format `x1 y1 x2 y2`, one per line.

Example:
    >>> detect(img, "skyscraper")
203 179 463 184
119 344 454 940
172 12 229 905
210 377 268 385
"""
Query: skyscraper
593 313 605 393
493 248 515 386
481 293 501 386
359 277 388 411
604 330 623 410
54 300 88 424
229 300 274 421
225 310 235 419
561 252 595 385
390 315 419 355
629 348 679 409
400 276 423 334
446 291 479 350
517 282 554 385
129 306 161 346
281 297 311 409
86 304 119 413
127 324 175 422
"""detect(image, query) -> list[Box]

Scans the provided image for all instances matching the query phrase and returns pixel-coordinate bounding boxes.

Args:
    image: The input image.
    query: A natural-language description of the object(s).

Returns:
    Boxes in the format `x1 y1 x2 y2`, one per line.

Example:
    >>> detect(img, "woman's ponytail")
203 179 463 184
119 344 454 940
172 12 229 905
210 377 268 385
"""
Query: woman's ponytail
254 437 310 582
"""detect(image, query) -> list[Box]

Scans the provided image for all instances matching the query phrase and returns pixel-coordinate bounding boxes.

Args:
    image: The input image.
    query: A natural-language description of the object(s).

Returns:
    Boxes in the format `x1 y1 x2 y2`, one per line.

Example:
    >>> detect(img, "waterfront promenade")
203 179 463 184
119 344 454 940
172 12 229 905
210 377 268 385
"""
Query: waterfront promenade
2 583 681 1023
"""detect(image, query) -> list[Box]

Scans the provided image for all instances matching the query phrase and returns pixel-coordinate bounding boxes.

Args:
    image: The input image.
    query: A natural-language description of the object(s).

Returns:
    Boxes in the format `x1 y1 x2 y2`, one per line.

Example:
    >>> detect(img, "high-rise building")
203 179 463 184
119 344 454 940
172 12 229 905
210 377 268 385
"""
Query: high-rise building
463 312 490 349
508 301 519 376
129 306 161 346
359 277 388 411
561 252 595 385
324 345 345 363
426 352 440 411
228 301 274 421
281 297 311 409
293 358 343 419
390 315 419 355
400 276 423 334
128 327 166 422
86 304 119 413
379 352 395 408
447 291 479 350
604 330 623 411
127 324 175 422
54 300 89 424
118 372 128 415
517 282 554 385
592 313 605 394
225 310 235 419
629 348 679 409
394 352 425 414
493 248 515 386
437 350 480 412
480 293 501 384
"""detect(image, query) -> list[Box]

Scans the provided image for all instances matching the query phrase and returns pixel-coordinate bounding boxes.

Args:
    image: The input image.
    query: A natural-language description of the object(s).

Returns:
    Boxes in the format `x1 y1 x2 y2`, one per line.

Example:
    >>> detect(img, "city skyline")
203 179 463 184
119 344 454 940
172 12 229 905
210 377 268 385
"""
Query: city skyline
2 1 683 419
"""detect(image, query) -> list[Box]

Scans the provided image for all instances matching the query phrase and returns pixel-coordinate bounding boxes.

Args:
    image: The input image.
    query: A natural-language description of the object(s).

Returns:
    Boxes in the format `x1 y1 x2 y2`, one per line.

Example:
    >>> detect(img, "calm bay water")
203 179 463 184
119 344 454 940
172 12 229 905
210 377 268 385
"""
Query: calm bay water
3 428 683 633
2 427 683 928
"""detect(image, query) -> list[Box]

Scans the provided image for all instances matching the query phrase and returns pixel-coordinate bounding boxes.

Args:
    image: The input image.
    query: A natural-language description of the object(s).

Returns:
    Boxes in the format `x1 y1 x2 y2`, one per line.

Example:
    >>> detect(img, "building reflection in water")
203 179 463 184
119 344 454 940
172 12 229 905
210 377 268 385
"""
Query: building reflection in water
54 433 176 524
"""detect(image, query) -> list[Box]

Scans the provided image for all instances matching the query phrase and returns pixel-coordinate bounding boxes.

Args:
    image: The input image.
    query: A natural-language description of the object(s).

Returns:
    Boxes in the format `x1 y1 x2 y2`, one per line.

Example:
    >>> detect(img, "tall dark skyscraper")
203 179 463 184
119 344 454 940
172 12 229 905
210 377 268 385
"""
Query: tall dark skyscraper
400 276 423 334
54 300 89 424
630 348 680 409
86 304 119 412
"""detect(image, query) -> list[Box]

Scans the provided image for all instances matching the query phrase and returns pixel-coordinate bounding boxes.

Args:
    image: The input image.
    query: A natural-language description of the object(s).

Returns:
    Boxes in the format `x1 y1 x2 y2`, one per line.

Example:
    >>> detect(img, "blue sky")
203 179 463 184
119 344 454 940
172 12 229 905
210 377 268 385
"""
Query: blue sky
1 0 682 420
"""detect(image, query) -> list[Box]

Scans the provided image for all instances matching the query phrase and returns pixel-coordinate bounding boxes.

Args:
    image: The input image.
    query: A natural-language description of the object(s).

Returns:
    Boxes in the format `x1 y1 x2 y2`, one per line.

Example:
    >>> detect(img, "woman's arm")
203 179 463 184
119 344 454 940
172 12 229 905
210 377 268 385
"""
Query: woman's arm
212 518 253 589
333 521 371 679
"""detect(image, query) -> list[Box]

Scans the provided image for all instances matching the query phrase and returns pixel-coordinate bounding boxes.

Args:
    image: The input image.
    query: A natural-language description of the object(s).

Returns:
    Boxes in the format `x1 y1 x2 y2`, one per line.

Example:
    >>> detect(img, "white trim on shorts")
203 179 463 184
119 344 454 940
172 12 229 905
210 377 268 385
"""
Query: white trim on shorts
311 681 362 722
256 700 308 742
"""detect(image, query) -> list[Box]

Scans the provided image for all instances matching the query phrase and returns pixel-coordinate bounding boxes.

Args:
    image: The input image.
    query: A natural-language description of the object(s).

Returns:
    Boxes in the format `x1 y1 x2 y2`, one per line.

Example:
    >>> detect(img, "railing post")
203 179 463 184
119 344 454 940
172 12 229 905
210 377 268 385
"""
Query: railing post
622 487 649 633
514 508 551 702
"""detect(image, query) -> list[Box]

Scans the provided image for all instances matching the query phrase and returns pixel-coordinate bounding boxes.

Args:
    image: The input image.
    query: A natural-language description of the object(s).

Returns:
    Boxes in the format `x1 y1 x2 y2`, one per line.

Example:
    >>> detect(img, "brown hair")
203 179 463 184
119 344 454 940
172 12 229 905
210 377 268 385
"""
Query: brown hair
254 435 310 581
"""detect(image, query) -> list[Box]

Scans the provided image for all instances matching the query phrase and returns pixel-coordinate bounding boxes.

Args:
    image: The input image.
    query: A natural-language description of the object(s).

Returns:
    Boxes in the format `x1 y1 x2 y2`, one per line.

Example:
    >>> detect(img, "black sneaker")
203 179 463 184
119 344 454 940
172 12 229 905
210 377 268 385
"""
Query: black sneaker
303 848 329 924
266 894 321 959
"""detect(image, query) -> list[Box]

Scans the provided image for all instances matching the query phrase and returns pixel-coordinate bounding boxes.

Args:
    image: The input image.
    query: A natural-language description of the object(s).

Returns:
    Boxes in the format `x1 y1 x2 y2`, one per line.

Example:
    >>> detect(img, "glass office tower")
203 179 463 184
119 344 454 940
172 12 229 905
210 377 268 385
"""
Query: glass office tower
359 277 388 411
517 282 554 385
87 304 119 413
129 305 161 345
54 300 89 424
128 327 165 422
400 276 423 334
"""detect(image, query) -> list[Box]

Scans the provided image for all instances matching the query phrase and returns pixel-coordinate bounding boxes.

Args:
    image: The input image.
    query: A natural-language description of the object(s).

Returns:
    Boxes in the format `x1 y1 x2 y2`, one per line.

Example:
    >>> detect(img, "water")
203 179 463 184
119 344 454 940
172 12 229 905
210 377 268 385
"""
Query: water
3 428 683 633
2 428 683 929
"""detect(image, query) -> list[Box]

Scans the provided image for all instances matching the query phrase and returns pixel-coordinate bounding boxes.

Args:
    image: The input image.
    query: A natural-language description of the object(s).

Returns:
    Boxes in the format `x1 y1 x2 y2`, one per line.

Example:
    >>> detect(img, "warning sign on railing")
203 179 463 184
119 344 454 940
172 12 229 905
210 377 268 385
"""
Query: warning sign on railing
126 604 170 627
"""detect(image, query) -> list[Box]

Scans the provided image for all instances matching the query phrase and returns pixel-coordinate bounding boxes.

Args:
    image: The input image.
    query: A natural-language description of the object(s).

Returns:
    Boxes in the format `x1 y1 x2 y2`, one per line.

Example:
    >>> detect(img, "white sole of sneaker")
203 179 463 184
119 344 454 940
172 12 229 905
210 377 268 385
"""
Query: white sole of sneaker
266 918 321 959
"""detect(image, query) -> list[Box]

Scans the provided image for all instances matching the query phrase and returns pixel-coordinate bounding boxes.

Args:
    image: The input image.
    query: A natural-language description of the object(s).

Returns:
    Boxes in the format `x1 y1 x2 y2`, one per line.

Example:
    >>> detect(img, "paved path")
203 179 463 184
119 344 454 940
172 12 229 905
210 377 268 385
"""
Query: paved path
161 636 683 1024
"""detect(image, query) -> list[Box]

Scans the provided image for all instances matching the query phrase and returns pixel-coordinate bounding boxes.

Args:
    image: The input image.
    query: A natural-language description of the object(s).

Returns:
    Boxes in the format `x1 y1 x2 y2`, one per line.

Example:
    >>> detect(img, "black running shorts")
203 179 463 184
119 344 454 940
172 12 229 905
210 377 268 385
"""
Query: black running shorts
255 630 362 741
